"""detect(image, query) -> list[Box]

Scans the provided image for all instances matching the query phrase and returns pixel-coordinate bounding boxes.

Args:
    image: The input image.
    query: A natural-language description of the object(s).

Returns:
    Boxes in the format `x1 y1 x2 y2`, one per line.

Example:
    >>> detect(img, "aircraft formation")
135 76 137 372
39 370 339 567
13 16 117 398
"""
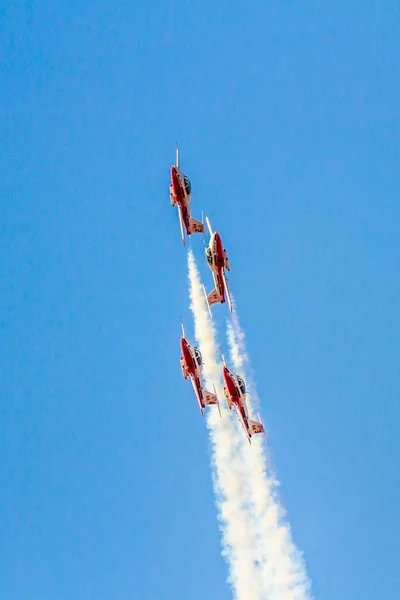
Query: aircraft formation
170 147 265 444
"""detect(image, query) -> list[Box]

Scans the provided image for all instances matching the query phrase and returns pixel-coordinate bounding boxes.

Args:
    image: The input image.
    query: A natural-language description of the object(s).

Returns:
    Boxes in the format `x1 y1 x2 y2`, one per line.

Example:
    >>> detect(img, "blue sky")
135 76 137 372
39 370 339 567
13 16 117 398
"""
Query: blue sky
1 1 399 598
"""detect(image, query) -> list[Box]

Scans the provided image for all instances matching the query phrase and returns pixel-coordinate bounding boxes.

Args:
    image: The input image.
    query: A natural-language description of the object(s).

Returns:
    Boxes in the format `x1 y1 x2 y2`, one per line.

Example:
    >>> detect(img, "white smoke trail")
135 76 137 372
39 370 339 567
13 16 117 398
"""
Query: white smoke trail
187 250 263 600
227 305 313 600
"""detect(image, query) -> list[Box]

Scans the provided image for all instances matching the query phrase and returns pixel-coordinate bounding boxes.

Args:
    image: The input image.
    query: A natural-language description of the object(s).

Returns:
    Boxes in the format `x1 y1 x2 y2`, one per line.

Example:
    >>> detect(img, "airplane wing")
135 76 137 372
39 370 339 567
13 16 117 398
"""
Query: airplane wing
177 204 185 246
234 407 251 444
190 377 204 415
213 384 222 417
205 216 213 236
221 270 233 313
201 212 207 248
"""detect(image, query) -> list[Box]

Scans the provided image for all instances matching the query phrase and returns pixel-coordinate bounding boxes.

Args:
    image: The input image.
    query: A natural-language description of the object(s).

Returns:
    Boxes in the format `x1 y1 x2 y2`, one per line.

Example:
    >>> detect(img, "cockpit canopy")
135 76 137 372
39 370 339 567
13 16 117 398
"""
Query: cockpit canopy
183 175 191 195
237 375 246 394
194 347 202 365
206 246 213 265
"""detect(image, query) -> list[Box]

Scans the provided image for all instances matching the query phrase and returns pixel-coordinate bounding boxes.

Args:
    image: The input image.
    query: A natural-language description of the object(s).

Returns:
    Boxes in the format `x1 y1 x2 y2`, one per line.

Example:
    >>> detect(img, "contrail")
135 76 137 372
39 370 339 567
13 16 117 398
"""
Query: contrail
227 305 313 600
187 250 263 600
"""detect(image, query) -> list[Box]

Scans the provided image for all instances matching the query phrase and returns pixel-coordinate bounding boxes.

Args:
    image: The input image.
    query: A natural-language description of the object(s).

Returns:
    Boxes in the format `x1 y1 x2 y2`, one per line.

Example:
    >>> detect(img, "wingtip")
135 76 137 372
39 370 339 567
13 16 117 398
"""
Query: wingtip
257 412 269 445
202 284 213 319
214 385 222 418
180 317 185 337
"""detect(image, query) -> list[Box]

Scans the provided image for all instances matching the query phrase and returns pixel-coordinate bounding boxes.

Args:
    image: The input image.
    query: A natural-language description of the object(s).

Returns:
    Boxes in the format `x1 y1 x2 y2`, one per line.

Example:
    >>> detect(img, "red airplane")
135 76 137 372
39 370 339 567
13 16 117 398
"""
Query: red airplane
221 355 265 443
202 216 233 314
170 147 204 245
180 321 221 416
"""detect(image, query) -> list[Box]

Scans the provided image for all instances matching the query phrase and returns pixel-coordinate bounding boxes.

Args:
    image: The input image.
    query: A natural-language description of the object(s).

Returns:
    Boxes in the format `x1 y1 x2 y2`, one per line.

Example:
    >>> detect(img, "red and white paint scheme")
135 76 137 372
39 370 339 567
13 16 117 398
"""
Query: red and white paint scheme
222 355 265 443
180 321 220 416
170 147 203 245
203 216 232 313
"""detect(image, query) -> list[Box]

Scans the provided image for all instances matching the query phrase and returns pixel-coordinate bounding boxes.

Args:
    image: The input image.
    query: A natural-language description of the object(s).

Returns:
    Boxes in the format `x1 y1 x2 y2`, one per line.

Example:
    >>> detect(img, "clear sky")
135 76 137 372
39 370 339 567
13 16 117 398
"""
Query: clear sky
1 2 399 599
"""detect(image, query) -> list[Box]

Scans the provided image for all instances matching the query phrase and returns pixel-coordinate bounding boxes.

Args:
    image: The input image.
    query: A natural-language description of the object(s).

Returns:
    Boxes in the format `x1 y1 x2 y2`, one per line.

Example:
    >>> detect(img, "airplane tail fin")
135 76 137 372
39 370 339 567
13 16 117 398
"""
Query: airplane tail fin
188 217 204 234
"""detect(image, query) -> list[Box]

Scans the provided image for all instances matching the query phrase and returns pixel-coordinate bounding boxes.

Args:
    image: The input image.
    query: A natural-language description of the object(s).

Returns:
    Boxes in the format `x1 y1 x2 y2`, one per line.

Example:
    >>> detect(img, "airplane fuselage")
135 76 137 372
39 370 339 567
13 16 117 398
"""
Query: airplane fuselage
223 365 251 441
206 232 227 303
170 166 191 235
180 337 197 375
180 336 205 413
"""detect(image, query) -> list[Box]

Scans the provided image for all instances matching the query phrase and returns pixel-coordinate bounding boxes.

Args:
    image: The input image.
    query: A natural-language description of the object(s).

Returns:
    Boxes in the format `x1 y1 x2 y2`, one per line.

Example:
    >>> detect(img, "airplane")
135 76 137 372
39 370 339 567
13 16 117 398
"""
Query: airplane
221 355 265 443
180 321 221 416
202 216 233 314
170 147 204 245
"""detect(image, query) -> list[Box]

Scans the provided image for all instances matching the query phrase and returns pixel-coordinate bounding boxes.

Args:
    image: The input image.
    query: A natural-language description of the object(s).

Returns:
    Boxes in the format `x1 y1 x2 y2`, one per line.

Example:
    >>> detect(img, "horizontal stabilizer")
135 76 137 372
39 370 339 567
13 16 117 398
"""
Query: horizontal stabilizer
188 217 204 234
207 287 222 307
203 391 218 406
248 419 264 436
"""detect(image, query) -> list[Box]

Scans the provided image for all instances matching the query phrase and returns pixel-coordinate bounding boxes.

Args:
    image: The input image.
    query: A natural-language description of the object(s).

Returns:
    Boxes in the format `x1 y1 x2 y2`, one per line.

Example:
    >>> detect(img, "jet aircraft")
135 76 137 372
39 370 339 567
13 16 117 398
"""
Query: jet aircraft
170 147 203 245
180 321 220 416
222 355 265 443
202 216 232 313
